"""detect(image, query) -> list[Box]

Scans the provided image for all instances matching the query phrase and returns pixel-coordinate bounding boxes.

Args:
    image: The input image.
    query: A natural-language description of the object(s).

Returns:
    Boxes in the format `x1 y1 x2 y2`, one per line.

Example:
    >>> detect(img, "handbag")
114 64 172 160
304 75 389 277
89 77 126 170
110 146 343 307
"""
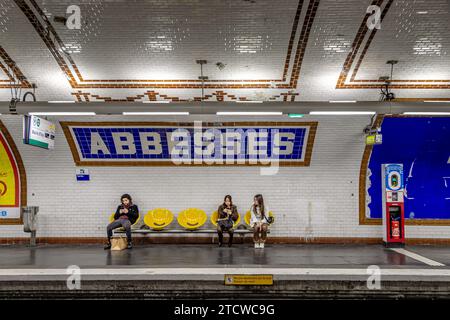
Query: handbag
218 218 234 230
265 216 274 224
110 237 128 251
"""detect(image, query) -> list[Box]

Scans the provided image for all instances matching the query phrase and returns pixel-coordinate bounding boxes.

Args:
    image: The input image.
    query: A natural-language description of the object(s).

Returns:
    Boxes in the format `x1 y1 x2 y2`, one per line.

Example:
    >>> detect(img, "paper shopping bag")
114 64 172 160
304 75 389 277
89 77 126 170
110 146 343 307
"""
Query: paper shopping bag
110 237 128 251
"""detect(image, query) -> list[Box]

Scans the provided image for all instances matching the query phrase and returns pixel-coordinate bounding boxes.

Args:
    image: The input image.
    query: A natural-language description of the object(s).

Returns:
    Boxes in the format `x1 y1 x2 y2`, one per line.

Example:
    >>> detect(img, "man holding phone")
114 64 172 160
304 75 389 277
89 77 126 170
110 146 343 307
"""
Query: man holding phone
105 194 139 250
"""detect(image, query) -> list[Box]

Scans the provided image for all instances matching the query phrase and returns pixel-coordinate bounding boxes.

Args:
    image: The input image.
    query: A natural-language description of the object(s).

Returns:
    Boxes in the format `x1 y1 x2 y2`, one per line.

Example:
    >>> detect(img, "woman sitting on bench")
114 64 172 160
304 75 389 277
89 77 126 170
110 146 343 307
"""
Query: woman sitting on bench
104 194 139 250
250 194 272 249
216 195 238 247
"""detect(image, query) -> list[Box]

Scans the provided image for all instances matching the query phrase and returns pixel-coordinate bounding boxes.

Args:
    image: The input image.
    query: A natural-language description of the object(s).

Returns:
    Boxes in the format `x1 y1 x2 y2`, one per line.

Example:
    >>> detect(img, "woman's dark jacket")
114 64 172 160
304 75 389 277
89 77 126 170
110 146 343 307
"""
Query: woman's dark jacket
217 204 238 222
114 204 139 224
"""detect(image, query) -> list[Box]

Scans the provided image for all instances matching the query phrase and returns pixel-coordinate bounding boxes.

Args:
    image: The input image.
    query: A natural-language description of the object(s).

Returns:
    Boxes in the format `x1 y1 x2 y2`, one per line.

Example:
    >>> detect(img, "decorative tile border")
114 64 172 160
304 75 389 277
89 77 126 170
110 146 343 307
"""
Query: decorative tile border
337 0 450 90
14 0 320 90
0 46 32 89
71 90 300 102
60 121 318 167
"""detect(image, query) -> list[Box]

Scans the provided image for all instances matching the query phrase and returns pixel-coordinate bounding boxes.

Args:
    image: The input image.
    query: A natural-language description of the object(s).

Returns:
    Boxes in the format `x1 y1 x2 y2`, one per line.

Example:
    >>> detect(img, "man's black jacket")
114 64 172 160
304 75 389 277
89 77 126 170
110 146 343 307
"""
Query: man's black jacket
114 204 139 224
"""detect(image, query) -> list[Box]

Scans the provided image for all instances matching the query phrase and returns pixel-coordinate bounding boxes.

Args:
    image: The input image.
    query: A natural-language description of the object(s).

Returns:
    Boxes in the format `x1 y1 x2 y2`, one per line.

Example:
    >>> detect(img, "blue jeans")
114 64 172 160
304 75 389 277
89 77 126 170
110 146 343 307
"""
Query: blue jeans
107 218 132 242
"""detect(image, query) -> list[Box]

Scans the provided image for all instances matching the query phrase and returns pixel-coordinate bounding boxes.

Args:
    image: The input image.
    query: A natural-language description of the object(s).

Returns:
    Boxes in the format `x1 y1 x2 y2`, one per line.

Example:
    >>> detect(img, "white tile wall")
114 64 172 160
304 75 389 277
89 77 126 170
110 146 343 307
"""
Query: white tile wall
1 114 450 240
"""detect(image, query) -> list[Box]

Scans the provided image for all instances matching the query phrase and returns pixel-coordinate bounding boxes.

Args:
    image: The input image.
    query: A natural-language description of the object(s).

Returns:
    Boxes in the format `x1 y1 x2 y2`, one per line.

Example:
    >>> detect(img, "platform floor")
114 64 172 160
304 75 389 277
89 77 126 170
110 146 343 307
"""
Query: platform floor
0 243 448 268
1 244 450 299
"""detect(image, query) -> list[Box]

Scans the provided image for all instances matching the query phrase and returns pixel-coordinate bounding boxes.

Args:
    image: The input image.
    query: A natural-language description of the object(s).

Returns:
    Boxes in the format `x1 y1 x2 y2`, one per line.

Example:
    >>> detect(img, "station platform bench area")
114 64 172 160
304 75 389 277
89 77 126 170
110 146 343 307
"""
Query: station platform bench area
0 244 449 299
113 227 270 243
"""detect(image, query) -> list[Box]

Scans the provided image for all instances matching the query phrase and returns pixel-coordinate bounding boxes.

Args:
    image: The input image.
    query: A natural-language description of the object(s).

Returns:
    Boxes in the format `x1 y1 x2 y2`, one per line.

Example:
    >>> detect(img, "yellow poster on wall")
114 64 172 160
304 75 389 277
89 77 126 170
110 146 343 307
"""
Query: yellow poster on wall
0 131 20 219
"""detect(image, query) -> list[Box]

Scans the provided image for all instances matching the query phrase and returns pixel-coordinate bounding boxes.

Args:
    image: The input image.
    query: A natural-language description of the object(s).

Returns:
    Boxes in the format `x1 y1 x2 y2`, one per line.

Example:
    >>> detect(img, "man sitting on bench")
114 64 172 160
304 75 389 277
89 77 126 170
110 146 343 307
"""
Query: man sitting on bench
104 194 139 250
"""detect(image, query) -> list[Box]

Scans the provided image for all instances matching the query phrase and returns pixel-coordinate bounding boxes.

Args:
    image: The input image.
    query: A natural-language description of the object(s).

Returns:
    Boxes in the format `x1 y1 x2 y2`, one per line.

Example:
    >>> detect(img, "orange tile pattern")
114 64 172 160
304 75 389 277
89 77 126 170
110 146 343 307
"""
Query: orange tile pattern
71 90 300 102
337 0 450 90
0 46 32 89
13 0 320 90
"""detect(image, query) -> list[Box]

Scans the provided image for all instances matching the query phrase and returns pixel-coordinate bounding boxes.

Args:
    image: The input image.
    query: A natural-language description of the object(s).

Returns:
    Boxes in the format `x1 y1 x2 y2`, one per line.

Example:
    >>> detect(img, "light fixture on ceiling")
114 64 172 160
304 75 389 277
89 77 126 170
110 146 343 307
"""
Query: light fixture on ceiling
310 111 376 115
48 101 76 103
123 112 189 115
142 101 171 104
329 100 357 103
216 112 283 116
423 100 450 103
235 101 264 103
28 112 96 116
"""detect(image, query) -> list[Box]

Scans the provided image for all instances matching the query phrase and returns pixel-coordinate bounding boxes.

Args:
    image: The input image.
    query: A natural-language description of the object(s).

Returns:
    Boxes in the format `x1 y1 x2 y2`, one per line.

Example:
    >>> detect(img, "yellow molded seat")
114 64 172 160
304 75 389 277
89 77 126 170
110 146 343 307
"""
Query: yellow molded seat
210 210 241 228
244 210 275 226
144 208 174 230
177 208 207 230
109 212 141 227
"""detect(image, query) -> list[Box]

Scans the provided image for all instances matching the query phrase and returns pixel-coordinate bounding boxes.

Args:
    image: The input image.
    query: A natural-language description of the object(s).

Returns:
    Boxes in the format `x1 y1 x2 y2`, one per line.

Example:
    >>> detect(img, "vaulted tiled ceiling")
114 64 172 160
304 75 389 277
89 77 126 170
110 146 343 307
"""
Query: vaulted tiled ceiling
0 0 449 102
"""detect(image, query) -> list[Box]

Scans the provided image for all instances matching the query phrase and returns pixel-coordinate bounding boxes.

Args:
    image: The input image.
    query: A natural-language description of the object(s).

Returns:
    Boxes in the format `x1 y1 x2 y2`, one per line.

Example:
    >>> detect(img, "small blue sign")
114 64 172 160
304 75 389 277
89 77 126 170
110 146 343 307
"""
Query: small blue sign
76 168 90 181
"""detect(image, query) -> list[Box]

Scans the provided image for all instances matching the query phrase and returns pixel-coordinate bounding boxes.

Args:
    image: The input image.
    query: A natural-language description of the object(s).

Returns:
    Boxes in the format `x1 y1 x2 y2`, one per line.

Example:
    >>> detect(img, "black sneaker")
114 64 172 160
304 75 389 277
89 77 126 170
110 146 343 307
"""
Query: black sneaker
127 242 133 249
104 242 111 250
218 241 223 247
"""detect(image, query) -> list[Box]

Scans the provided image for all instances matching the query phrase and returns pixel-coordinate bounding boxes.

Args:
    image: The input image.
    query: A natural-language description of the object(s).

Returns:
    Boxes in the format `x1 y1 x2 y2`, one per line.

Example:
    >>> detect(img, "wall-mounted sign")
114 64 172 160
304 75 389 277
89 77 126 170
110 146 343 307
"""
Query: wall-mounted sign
366 134 382 145
23 115 56 149
61 122 317 166
224 275 273 285
76 168 90 181
0 127 22 222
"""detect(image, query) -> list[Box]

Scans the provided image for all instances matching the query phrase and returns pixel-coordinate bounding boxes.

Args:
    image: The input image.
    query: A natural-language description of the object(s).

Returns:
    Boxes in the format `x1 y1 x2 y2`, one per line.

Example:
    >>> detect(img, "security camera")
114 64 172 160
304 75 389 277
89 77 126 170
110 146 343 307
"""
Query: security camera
216 62 226 70
53 16 68 25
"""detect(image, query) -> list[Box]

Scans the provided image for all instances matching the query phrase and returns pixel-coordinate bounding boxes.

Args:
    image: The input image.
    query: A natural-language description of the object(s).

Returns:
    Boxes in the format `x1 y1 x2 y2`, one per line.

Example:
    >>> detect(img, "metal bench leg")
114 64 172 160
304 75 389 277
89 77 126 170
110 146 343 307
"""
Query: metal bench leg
30 230 36 247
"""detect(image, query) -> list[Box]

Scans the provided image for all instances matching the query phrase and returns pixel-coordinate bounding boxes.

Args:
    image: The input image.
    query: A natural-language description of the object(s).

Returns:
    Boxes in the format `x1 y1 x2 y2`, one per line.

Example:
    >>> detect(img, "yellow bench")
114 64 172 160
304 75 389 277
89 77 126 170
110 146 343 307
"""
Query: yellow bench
112 208 272 242
177 208 208 230
144 208 174 231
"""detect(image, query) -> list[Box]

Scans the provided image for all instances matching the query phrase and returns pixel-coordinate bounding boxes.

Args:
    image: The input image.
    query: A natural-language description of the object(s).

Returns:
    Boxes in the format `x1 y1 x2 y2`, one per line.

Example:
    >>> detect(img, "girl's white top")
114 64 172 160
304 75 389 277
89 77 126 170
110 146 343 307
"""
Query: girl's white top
250 205 270 225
